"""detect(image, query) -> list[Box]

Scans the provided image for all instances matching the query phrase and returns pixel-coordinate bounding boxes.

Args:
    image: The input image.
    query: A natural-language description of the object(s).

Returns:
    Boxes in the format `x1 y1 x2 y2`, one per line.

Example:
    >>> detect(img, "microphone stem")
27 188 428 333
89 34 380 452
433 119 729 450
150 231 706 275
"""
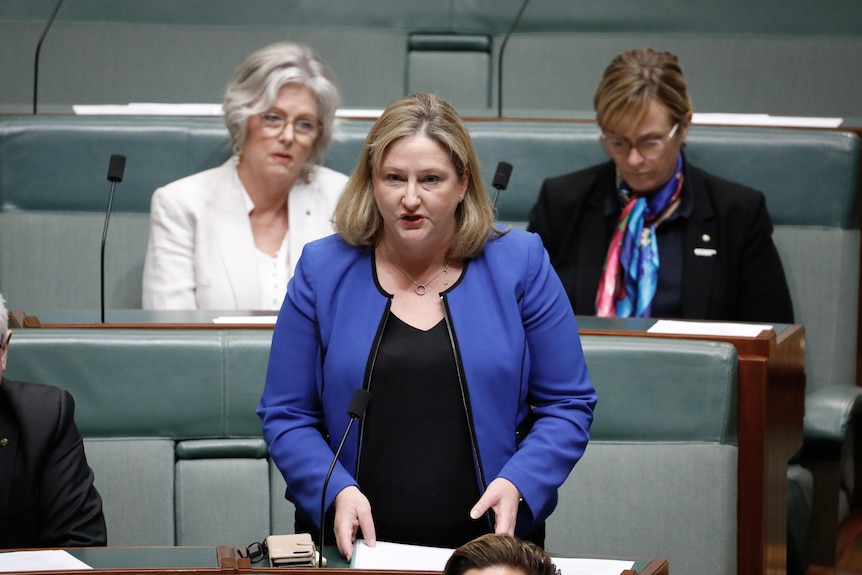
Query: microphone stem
33 0 65 114
319 416 357 568
497 0 531 117
100 181 117 323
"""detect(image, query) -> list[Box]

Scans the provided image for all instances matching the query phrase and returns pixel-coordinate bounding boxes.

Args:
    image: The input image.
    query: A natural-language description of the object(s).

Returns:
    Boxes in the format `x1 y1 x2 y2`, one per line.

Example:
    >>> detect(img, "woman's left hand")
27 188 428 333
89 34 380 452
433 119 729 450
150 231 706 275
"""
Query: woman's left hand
469 477 521 535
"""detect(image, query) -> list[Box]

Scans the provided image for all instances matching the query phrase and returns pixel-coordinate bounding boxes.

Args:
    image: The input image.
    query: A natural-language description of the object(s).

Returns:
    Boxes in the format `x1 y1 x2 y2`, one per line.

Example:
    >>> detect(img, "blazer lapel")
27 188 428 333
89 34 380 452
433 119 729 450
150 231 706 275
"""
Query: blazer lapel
287 179 332 271
576 172 618 312
209 172 260 309
681 169 718 319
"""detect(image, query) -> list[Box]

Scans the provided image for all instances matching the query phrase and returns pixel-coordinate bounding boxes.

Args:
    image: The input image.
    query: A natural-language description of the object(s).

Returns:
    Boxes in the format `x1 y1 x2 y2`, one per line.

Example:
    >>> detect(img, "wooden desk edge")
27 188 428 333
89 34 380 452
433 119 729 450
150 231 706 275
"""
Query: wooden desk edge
16 316 274 330
234 557 669 575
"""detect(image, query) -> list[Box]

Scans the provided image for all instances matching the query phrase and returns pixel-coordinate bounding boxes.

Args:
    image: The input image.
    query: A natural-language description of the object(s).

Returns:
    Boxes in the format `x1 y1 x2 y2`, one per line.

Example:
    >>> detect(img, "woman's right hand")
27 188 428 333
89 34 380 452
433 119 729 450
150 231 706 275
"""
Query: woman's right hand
333 485 377 561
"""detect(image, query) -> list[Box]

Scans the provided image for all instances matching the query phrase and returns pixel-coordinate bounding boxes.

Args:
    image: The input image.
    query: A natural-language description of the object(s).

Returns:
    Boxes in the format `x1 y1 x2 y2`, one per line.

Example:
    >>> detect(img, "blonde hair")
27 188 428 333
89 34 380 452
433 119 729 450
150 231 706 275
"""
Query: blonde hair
594 48 692 132
333 93 504 260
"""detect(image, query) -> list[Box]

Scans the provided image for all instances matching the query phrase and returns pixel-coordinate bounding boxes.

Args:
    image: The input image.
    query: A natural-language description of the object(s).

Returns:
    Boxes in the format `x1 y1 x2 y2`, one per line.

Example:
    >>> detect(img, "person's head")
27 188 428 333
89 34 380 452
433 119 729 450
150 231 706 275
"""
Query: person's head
333 93 499 261
444 534 558 575
222 42 340 178
0 292 10 378
593 48 692 194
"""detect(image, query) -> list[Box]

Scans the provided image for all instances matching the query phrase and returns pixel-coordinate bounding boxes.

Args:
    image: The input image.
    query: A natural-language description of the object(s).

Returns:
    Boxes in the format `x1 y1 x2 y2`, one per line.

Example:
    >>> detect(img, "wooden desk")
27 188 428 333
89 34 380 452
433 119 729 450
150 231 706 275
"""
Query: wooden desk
10 310 276 330
577 317 805 575
0 546 667 575
234 546 669 575
238 561 669 575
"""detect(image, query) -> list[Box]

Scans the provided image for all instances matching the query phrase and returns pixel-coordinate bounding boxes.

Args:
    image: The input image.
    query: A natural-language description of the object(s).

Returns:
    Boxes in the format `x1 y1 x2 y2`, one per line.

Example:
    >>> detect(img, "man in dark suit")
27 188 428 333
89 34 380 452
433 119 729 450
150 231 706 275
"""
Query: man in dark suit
0 293 107 548
528 48 793 323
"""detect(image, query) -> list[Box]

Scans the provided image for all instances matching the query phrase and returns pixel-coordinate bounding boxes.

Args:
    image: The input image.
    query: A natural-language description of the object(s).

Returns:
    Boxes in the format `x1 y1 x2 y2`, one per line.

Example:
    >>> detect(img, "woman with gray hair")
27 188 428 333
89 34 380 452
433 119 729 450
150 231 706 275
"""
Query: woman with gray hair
143 42 347 310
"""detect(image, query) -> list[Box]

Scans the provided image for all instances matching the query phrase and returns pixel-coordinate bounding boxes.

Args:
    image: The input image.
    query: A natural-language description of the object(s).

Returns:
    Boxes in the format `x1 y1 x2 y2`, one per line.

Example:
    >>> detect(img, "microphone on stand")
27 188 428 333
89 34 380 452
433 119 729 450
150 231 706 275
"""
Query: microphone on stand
33 0 66 114
491 161 513 211
496 0 531 118
101 154 126 323
319 388 372 567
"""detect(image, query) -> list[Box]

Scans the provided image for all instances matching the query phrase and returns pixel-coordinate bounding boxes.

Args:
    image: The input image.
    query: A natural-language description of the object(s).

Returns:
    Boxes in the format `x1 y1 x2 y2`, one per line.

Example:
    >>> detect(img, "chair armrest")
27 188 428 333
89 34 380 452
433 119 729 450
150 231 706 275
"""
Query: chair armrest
803 384 862 459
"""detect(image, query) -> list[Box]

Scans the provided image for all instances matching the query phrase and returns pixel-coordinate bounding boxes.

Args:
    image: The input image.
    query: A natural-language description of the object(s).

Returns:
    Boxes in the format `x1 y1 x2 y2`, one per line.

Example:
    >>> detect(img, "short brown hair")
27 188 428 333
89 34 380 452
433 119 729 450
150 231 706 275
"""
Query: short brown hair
444 534 557 575
333 93 504 260
594 48 692 132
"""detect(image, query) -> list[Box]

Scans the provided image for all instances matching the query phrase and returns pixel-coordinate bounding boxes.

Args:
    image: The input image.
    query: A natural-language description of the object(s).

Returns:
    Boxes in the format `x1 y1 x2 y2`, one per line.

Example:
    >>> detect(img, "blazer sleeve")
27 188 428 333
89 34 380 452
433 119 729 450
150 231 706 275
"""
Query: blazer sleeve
732 191 795 323
496 233 597 524
258 246 355 528
142 184 199 310
38 388 107 547
527 177 566 259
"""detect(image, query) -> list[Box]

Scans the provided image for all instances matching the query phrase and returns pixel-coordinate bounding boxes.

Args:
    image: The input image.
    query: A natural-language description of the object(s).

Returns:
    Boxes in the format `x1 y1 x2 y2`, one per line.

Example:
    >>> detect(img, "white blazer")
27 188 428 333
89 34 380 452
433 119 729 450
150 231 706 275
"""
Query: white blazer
142 159 347 310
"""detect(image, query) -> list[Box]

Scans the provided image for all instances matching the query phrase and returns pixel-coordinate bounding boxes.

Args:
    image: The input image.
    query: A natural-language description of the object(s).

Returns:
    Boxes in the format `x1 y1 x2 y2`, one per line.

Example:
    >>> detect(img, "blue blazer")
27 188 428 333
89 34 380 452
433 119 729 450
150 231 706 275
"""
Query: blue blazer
258 229 596 538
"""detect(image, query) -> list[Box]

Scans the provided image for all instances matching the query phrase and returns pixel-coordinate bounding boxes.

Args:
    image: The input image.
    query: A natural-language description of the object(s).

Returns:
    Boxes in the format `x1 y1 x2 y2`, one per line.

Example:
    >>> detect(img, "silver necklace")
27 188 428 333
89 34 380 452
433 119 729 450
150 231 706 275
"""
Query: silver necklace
389 255 451 296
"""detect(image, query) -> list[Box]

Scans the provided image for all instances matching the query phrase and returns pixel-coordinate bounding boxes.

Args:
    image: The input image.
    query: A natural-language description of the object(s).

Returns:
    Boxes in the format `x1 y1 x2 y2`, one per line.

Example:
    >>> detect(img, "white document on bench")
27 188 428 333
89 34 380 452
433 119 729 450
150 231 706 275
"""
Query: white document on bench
648 319 773 337
212 315 278 325
0 549 92 571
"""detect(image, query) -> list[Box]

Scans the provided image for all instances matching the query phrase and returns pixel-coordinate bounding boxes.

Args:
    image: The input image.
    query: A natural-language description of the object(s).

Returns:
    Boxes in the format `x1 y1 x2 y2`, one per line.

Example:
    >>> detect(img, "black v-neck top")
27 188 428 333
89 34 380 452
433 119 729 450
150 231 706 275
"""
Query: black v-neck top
357 313 489 547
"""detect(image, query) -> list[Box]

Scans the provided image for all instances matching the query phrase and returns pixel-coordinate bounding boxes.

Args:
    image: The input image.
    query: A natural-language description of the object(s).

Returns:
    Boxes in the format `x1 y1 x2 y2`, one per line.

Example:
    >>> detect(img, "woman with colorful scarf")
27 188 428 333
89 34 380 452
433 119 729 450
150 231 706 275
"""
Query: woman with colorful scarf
528 48 793 322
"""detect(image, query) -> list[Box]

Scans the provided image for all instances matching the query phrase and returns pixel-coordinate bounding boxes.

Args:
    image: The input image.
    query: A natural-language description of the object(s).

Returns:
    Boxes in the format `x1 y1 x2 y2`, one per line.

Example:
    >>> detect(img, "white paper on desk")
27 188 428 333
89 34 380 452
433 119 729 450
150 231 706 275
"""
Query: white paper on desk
212 315 278 325
551 556 635 575
648 319 772 337
73 103 382 118
0 549 93 571
692 112 843 128
350 540 635 575
73 103 223 115
351 540 453 570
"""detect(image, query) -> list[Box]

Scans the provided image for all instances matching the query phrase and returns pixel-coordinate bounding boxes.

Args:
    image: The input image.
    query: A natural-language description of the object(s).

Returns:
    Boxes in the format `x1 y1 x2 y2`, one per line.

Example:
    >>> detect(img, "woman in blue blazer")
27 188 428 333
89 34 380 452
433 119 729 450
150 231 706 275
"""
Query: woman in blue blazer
258 94 596 560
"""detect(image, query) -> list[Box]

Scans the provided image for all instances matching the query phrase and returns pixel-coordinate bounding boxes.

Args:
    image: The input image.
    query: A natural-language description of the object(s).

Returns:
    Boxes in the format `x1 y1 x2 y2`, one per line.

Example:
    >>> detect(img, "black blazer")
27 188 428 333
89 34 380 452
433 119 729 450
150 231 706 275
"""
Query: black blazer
528 160 794 323
0 377 107 548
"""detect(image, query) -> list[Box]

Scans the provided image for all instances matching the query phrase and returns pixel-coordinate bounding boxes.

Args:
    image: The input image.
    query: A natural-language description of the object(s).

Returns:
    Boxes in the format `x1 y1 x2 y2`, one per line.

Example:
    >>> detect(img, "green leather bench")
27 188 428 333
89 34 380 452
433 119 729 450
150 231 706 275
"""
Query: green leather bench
548 336 738 575
3 328 290 548
3 327 739 574
0 114 857 398
1 113 860 571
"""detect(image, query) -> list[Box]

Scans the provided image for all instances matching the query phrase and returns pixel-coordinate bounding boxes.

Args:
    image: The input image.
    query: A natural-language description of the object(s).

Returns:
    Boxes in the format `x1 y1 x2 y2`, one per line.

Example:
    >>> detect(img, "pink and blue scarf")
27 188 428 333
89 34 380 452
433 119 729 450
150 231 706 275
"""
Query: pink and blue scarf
596 155 684 317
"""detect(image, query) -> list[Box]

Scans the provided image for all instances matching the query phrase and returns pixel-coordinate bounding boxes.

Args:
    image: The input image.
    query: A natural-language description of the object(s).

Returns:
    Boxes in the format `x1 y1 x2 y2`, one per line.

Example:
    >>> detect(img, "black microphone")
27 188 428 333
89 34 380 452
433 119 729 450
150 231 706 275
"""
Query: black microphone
33 0 66 114
101 154 126 323
319 388 371 567
491 161 513 211
496 0 531 118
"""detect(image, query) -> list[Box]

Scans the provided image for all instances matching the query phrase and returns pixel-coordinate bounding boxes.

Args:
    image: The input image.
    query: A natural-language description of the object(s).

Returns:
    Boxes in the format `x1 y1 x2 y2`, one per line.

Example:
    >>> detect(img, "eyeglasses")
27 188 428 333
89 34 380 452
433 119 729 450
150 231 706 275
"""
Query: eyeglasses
600 123 679 160
257 111 319 139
